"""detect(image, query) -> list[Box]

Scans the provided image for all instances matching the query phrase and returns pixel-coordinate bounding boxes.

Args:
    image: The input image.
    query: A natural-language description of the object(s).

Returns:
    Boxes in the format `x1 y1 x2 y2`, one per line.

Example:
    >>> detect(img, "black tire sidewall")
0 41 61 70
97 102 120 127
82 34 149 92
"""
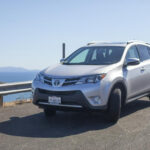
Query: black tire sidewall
108 88 121 123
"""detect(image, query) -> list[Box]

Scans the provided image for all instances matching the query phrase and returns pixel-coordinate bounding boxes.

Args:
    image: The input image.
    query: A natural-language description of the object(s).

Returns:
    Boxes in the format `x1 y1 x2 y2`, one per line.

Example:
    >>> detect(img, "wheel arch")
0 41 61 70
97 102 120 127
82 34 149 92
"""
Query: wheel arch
108 79 127 107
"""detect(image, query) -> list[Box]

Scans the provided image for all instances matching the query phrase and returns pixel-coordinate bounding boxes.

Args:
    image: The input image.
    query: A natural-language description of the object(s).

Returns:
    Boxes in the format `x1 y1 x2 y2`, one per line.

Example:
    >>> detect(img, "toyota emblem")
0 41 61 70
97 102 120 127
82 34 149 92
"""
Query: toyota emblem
54 80 60 86
52 79 65 87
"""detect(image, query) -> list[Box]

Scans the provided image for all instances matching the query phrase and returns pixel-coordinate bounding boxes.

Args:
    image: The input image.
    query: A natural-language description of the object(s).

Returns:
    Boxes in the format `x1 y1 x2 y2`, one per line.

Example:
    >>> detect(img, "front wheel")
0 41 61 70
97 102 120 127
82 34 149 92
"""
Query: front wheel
107 88 121 123
44 108 56 117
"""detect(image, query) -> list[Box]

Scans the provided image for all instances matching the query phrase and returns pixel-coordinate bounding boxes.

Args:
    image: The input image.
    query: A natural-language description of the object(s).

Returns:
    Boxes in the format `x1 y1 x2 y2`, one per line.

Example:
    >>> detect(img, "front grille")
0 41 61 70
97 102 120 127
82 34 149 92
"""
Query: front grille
38 89 78 96
43 76 80 86
37 89 86 108
44 76 52 86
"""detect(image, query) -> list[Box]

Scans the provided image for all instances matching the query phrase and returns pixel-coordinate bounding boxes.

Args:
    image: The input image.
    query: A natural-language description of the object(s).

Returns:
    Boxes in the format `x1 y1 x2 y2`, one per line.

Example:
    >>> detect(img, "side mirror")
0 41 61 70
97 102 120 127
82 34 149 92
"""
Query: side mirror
125 58 140 66
60 58 65 63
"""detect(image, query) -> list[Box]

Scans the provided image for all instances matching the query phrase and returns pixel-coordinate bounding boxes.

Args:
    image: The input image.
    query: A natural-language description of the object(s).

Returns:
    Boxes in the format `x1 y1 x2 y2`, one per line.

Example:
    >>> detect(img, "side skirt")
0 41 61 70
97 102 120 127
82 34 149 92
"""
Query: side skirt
126 92 150 104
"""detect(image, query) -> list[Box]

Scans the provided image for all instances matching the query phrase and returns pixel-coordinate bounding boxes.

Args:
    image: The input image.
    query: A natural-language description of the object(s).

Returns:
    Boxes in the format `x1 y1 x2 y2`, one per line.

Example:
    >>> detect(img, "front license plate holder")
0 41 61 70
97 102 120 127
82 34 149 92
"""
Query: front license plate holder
48 96 61 105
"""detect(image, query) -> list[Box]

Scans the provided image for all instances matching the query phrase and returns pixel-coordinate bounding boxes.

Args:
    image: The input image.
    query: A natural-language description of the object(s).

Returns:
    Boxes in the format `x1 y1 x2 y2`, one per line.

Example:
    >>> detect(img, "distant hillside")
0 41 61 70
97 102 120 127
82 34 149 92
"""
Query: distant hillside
0 67 39 73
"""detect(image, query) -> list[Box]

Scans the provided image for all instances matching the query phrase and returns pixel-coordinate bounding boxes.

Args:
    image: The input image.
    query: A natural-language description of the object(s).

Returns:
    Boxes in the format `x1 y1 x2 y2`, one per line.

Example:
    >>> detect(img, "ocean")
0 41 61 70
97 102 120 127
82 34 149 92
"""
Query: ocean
0 72 38 102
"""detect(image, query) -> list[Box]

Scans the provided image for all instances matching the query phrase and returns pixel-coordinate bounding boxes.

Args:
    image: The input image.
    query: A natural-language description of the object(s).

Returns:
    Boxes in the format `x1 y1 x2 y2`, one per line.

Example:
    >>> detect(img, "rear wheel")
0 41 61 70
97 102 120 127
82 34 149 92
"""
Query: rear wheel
107 88 121 123
44 108 56 117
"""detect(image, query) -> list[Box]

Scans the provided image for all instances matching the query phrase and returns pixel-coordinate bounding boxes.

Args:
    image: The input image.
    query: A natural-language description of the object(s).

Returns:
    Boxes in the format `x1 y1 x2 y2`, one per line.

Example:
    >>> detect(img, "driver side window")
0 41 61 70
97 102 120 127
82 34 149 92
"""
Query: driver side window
125 46 140 62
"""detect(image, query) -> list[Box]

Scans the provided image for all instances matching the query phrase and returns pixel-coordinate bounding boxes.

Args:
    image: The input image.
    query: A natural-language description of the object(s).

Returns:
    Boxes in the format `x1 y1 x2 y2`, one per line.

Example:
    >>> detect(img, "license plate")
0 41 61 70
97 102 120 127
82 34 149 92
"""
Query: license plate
48 96 61 105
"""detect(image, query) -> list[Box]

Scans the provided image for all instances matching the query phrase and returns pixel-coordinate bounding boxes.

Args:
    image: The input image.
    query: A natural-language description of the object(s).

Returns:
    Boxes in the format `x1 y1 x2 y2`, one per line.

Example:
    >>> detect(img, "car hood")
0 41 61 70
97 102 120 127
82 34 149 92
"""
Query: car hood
43 64 113 77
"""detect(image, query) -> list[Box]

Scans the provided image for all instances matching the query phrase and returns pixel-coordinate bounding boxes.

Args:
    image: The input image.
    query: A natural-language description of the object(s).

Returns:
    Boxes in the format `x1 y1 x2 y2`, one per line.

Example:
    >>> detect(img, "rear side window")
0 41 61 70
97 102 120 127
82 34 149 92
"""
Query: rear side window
137 45 150 61
147 46 150 56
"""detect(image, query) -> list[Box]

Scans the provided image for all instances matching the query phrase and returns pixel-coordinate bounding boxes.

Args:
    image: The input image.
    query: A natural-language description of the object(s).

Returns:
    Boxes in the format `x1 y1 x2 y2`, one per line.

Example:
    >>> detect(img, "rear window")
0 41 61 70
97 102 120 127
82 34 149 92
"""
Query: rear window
137 45 150 61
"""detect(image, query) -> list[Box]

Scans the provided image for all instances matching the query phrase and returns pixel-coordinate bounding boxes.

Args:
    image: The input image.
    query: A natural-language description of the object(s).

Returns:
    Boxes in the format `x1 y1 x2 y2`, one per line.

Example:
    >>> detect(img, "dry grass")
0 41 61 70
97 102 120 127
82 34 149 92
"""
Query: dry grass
3 99 32 107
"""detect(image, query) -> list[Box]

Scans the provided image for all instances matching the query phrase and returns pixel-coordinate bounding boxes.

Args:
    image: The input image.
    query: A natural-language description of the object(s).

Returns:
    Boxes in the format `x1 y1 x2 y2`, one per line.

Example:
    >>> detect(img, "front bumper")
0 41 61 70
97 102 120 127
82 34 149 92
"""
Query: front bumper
33 88 107 111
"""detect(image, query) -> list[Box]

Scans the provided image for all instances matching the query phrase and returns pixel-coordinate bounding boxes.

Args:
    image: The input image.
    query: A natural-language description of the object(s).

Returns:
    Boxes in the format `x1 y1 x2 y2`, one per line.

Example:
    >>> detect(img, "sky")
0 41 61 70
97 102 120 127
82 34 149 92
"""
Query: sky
0 0 150 70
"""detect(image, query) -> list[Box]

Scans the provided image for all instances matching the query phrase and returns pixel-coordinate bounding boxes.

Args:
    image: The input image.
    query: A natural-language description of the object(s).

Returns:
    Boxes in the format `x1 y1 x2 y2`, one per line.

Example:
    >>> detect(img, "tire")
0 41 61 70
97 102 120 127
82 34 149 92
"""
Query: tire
44 108 56 117
107 88 121 123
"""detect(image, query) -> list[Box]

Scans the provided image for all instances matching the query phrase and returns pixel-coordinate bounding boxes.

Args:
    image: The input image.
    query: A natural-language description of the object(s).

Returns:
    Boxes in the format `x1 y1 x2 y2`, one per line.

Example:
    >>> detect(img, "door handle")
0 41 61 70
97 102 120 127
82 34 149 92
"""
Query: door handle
141 67 145 71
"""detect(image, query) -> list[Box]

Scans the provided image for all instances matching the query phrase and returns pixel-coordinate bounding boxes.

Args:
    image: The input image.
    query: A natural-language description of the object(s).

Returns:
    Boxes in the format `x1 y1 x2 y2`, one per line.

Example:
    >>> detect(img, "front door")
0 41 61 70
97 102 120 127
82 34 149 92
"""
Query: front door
123 45 145 99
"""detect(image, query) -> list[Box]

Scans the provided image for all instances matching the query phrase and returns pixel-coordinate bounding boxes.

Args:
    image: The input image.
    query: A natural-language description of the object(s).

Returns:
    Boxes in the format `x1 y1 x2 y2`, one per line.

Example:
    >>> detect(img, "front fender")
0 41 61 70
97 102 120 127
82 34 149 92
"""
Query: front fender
101 75 127 106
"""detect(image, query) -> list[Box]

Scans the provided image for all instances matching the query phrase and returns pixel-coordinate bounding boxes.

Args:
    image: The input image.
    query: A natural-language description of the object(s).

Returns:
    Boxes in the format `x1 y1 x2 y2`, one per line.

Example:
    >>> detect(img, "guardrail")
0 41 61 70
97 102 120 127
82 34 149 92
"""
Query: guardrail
0 81 32 107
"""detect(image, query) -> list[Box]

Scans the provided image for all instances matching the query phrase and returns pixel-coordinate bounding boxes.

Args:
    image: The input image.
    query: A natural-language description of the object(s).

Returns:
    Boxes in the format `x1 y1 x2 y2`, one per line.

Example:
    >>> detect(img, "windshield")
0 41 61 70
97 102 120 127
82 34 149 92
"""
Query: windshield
63 46 125 65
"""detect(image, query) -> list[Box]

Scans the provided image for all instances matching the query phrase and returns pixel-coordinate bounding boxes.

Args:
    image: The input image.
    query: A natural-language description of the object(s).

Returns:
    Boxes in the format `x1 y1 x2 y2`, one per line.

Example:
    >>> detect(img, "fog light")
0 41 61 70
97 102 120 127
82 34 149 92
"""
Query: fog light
89 96 102 106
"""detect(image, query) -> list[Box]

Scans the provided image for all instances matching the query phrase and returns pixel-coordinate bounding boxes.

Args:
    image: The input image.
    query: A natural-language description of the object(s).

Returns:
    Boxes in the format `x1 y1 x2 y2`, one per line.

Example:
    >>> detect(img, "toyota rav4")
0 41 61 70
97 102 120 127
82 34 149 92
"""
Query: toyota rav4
32 41 150 122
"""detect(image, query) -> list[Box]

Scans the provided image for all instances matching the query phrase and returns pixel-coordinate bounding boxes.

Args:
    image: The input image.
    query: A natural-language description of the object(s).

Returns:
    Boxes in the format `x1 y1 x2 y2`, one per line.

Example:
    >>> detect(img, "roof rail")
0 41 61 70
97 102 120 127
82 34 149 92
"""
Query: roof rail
127 40 150 45
87 41 107 45
87 40 150 46
87 41 126 45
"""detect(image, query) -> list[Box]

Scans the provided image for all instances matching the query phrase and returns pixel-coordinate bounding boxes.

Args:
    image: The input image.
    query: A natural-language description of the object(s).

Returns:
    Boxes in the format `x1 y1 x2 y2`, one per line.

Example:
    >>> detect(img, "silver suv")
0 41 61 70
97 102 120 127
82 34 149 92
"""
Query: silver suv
32 41 150 122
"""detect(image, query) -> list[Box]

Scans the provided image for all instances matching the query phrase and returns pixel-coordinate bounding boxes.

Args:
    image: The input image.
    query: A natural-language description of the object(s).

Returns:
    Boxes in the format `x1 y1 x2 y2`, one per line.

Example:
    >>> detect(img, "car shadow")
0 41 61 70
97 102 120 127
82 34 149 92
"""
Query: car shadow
0 99 150 138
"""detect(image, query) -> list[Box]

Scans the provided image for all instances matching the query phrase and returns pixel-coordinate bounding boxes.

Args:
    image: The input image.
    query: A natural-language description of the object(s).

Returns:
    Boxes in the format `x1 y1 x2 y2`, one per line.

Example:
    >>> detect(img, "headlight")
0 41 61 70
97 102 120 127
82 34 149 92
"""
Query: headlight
34 73 44 83
76 74 106 84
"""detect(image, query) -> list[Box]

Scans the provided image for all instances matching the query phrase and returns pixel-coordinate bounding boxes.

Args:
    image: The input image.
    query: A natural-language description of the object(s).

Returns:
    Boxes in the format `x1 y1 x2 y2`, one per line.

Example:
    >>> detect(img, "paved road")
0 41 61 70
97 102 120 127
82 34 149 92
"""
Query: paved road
0 98 150 150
